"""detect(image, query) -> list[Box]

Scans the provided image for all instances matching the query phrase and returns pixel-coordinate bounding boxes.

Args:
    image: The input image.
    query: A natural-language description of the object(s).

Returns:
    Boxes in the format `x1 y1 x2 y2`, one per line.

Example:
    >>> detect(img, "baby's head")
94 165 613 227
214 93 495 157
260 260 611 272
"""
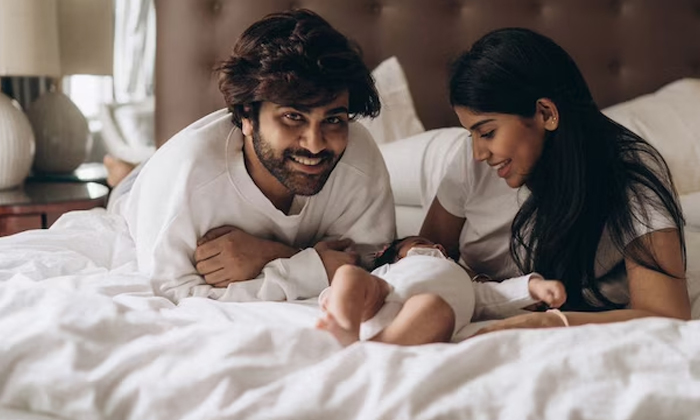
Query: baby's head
373 236 447 268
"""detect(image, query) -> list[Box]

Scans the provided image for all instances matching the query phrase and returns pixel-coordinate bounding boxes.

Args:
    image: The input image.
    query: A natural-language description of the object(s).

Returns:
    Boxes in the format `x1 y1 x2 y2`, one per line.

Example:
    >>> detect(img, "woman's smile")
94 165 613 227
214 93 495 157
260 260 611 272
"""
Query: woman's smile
493 159 512 178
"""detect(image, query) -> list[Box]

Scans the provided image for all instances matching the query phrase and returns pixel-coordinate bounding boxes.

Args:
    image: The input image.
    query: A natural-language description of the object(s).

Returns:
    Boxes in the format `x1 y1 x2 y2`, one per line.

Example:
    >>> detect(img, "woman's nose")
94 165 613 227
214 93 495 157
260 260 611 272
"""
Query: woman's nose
472 138 490 161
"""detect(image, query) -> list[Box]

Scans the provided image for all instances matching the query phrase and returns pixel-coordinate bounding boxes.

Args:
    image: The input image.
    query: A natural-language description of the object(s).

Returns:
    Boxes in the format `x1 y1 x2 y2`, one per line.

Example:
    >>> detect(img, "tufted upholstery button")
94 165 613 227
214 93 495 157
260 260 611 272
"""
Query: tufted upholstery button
690 60 700 73
288 0 299 9
210 0 222 15
369 1 383 14
608 59 621 74
530 1 543 14
447 0 462 12
609 0 622 14
208 57 220 73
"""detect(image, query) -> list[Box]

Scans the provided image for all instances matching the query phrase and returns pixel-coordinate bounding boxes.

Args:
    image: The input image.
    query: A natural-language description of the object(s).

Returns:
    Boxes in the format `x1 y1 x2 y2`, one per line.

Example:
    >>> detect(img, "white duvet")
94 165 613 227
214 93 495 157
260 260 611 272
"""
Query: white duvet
1 209 700 420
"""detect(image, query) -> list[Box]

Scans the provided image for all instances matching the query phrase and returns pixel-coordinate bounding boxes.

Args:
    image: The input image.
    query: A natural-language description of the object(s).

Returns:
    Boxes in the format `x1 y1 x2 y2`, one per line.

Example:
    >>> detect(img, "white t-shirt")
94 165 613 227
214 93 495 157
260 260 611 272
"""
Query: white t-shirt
437 138 677 306
436 138 526 280
122 109 396 303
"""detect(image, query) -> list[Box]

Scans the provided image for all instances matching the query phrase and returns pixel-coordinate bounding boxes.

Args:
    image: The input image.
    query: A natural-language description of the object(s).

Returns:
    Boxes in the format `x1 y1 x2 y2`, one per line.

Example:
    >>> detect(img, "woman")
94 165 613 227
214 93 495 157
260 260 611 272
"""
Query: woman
421 28 690 331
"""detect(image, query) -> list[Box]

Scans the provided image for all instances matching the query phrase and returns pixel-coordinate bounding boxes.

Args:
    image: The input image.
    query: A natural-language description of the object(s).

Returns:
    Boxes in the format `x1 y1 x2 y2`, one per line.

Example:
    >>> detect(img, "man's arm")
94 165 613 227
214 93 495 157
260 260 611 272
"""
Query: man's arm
125 164 349 303
194 226 298 287
194 225 358 288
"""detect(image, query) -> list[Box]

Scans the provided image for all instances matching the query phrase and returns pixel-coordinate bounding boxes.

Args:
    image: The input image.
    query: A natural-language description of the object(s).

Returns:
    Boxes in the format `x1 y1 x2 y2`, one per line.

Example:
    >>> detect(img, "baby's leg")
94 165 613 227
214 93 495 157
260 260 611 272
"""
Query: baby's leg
316 265 389 346
371 294 455 346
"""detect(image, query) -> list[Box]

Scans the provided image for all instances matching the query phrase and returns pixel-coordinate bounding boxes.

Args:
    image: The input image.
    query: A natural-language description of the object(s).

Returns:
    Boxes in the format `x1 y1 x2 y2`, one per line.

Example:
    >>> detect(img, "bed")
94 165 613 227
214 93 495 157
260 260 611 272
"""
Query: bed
2 1 700 419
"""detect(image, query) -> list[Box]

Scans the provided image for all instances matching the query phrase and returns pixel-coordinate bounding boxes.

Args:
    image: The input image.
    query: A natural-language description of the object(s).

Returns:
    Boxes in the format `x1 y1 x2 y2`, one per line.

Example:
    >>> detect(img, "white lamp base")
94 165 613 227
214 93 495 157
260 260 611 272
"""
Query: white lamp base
0 92 36 190
26 91 92 174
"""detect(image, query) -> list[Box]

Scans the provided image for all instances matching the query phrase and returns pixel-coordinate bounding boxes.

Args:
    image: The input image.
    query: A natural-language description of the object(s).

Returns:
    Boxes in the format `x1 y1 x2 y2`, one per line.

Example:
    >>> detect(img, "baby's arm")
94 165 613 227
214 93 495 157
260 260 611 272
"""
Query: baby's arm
472 273 563 320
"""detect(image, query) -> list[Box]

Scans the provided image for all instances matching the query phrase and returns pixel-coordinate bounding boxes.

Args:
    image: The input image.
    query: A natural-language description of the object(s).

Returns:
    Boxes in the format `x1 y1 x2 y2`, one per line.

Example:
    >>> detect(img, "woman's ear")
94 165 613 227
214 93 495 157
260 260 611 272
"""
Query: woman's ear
536 98 560 131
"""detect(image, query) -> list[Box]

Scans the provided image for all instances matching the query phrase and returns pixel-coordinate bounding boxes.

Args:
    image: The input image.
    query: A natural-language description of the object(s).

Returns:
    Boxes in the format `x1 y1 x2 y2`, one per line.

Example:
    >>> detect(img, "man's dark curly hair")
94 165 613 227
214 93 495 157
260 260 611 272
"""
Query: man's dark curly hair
217 9 381 128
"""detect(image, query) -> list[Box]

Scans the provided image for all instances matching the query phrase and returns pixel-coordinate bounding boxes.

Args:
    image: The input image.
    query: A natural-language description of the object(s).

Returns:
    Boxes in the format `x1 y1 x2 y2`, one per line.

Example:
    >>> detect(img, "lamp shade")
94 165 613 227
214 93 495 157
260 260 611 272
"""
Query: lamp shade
57 0 114 76
0 0 61 76
0 93 35 189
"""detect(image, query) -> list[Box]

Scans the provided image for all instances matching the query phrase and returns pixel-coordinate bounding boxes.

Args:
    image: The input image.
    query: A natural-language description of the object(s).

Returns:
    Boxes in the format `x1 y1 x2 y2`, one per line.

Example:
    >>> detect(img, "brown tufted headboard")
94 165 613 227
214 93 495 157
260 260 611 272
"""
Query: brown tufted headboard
154 0 700 147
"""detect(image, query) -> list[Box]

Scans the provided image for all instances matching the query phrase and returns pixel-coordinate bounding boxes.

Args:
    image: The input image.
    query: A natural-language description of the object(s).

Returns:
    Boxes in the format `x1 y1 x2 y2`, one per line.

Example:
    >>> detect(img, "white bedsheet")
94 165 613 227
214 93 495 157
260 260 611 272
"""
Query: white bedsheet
1 209 700 420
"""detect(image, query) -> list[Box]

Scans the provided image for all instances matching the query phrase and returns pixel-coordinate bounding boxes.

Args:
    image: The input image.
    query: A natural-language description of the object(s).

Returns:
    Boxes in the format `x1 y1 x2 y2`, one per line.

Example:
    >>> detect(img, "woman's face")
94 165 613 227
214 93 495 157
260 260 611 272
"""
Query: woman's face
454 106 551 188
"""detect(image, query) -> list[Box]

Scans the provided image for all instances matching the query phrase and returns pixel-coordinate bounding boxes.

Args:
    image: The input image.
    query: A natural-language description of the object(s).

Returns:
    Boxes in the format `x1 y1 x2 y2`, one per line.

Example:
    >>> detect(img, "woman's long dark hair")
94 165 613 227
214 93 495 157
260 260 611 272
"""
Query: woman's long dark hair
449 28 686 310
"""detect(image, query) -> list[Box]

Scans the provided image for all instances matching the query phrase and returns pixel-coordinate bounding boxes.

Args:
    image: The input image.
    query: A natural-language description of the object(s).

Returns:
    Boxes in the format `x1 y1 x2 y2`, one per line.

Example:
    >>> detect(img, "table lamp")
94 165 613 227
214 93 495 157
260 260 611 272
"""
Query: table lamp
0 0 61 189
27 0 115 174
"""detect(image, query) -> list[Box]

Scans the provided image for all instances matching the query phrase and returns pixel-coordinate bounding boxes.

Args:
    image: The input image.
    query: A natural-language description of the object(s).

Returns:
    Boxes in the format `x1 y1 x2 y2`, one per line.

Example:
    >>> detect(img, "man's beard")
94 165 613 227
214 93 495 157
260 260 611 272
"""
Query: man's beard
252 129 342 196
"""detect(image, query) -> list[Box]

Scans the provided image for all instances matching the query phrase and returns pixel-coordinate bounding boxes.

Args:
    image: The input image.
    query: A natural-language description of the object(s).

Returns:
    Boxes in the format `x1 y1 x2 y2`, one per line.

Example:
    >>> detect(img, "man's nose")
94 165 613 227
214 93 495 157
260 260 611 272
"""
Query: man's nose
300 123 326 154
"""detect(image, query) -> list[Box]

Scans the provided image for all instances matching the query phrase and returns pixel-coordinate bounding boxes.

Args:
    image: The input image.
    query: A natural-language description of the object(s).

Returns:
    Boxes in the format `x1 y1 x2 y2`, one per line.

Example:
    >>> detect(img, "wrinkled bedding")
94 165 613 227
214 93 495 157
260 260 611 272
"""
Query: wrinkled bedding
1 209 699 420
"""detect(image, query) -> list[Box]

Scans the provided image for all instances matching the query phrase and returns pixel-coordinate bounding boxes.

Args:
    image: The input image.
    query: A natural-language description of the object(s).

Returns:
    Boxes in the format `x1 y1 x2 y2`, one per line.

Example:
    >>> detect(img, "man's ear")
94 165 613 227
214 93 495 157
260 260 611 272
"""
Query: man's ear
536 98 560 131
241 105 255 137
241 117 254 137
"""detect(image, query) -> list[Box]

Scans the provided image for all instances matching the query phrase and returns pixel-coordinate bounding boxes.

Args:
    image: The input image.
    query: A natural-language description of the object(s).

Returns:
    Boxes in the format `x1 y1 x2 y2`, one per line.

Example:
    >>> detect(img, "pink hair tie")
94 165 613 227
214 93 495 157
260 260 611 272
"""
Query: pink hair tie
546 309 570 327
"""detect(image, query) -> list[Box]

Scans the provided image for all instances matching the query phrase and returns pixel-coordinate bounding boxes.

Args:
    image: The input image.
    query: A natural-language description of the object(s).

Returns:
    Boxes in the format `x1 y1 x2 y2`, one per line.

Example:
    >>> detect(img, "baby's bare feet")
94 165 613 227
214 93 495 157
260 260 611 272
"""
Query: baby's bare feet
316 312 359 347
103 155 136 187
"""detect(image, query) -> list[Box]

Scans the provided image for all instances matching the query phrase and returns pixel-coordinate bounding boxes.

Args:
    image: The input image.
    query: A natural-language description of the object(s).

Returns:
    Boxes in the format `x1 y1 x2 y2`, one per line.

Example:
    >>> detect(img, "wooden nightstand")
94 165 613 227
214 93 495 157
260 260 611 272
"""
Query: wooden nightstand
0 181 110 237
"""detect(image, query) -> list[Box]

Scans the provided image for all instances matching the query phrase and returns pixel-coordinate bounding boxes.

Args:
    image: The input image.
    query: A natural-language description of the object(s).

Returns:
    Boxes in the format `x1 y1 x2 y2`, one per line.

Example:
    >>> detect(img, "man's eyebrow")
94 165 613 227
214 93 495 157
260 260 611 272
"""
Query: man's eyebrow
279 104 349 115
279 104 312 113
469 118 496 131
325 106 349 116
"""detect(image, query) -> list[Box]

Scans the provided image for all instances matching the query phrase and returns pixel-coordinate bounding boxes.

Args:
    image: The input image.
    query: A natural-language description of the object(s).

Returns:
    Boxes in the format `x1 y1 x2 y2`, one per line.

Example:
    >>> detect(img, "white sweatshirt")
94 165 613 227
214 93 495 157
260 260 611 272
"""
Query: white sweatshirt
122 109 395 303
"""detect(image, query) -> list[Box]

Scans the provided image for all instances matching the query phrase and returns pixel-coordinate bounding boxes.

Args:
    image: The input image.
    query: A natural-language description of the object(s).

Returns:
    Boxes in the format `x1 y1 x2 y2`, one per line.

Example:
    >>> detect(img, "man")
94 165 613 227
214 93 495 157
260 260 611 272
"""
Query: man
121 9 395 303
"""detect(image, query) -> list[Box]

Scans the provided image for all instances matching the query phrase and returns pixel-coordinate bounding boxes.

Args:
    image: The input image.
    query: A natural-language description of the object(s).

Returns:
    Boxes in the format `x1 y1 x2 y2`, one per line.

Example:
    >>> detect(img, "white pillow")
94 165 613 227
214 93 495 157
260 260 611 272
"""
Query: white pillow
379 128 468 207
603 78 700 195
681 192 700 232
358 56 425 144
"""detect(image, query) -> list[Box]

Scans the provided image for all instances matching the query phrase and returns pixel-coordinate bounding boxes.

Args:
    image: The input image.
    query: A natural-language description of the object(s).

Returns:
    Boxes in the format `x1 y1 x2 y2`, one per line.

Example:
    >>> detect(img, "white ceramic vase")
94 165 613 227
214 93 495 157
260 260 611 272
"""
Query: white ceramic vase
26 91 92 174
0 93 36 190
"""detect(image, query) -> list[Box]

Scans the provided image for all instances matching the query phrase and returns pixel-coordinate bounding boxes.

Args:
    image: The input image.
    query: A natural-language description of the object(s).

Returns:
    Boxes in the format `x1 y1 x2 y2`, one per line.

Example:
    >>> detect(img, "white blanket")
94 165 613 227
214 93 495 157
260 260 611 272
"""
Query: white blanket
1 209 700 420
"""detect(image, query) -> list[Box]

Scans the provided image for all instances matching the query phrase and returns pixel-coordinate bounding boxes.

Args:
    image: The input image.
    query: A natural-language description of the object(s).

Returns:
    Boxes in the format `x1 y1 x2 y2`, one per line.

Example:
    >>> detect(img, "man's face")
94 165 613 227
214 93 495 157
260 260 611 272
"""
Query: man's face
245 91 350 196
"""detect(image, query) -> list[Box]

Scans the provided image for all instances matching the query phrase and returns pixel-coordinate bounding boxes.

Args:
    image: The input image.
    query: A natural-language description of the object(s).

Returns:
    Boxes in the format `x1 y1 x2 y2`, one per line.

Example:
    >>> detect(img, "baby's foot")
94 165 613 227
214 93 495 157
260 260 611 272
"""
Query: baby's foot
315 312 359 347
103 155 136 188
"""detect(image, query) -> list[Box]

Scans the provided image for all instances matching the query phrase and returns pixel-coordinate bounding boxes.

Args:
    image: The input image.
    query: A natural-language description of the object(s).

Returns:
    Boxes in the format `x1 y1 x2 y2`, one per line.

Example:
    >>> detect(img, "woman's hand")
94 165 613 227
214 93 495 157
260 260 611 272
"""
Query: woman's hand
472 311 567 336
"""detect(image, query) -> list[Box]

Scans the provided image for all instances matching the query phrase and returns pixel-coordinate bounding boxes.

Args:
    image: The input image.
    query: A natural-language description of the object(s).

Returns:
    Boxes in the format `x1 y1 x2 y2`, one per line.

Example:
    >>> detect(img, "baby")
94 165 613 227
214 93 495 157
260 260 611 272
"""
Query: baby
316 236 566 346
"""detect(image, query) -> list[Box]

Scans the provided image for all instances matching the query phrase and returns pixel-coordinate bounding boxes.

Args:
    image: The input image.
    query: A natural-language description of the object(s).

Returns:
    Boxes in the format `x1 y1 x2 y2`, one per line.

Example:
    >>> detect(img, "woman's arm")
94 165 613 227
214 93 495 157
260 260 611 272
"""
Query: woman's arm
626 228 690 319
419 198 466 261
474 228 690 335
570 228 690 323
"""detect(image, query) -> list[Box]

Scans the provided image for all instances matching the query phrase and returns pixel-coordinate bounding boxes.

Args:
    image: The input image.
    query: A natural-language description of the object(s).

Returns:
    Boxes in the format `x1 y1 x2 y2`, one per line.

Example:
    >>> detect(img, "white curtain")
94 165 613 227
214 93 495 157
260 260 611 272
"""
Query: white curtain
113 0 155 104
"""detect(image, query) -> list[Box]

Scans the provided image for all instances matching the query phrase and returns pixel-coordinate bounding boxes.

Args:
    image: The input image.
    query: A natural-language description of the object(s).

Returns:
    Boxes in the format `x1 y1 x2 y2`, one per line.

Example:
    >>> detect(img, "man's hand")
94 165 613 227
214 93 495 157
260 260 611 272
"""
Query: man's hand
314 239 359 282
194 225 295 288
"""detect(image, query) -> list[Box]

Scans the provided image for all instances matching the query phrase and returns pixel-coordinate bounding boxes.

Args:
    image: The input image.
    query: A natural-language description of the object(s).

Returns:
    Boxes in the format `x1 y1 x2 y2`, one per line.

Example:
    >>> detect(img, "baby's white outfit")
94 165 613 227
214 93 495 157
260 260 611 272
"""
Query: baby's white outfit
320 248 541 341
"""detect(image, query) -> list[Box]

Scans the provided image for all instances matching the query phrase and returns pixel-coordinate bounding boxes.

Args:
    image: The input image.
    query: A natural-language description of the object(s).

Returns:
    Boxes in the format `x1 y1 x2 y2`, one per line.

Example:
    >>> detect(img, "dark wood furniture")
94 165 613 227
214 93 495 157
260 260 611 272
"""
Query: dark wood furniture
0 181 110 236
